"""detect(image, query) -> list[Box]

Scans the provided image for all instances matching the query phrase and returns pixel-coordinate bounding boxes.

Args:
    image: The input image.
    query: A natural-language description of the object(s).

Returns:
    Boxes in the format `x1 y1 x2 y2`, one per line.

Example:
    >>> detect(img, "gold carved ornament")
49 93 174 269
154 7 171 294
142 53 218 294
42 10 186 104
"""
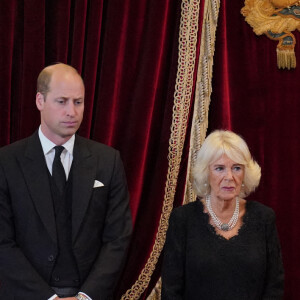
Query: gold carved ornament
241 0 300 69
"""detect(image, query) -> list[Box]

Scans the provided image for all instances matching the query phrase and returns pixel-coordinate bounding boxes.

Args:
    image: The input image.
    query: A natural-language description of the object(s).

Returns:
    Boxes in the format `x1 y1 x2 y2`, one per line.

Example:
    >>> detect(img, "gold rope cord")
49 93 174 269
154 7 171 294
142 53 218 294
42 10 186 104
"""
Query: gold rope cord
121 0 200 299
184 0 221 205
147 278 162 300
146 0 222 299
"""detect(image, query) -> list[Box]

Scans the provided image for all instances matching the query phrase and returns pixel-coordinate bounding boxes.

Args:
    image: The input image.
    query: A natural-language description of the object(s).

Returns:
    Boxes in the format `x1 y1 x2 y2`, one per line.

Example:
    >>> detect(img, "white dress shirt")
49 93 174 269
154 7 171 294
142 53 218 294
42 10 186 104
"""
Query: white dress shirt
38 128 92 300
38 127 74 179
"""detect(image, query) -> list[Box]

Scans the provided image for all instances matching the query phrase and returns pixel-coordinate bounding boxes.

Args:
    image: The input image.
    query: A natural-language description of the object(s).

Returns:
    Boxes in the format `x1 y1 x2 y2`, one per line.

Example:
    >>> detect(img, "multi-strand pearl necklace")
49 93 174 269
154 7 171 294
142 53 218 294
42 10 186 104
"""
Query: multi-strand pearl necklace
205 194 239 231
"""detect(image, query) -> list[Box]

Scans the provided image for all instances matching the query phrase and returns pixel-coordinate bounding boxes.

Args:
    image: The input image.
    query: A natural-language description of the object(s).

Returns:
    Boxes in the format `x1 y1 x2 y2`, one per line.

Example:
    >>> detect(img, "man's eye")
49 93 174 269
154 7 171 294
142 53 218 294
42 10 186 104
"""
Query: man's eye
57 99 65 104
75 101 82 105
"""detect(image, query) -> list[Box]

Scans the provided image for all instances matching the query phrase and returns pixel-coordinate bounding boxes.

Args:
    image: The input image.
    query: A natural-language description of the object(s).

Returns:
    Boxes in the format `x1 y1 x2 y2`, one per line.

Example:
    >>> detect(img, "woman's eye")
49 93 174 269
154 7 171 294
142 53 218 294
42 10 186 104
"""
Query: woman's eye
233 166 242 171
215 166 224 171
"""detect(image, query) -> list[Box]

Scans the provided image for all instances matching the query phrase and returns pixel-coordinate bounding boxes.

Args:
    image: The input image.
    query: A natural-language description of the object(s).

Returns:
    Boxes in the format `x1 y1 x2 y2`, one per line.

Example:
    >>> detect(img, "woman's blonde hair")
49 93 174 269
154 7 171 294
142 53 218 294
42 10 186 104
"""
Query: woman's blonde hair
192 130 261 198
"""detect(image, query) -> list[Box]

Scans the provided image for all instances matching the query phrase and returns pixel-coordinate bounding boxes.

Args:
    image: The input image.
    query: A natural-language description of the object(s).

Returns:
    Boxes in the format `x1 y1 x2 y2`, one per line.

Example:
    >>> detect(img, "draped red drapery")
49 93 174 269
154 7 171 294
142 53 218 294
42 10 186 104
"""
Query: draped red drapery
2 0 298 298
0 0 183 297
209 1 300 299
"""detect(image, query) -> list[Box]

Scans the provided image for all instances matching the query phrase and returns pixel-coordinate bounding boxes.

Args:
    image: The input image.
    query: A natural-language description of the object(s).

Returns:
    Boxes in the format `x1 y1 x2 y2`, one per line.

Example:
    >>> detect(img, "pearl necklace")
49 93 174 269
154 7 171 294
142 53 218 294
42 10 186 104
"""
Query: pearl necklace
205 195 239 231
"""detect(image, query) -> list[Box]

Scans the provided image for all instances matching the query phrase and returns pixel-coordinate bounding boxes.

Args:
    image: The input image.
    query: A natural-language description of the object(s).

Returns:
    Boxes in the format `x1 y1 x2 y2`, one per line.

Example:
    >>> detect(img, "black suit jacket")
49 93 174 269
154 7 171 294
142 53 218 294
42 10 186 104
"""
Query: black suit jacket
0 132 132 300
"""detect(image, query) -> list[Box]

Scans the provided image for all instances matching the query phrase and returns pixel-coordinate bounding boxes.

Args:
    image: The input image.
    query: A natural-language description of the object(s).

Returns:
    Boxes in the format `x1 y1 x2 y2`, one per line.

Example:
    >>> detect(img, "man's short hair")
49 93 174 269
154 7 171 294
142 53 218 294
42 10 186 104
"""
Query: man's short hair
36 63 83 98
37 68 52 96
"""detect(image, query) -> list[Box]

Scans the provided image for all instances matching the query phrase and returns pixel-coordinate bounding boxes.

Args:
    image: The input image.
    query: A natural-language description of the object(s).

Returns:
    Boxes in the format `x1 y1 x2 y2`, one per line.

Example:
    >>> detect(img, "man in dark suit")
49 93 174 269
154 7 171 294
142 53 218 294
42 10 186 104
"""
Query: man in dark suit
0 63 132 300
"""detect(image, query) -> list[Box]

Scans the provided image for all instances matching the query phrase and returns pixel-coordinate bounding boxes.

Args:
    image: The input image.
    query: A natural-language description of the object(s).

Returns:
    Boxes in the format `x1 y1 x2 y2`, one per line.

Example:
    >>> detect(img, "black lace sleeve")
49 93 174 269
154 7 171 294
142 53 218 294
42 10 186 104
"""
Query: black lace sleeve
262 210 284 299
161 208 186 300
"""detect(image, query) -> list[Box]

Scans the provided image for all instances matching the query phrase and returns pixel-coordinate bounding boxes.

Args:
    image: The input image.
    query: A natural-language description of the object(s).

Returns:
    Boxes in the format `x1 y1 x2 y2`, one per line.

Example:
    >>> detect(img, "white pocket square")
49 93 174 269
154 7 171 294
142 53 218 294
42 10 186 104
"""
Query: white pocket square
93 180 104 188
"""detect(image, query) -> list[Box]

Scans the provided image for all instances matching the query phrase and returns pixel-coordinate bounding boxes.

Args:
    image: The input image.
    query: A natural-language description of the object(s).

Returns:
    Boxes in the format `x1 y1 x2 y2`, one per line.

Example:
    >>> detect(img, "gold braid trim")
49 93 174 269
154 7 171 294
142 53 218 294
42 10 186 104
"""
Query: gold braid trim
147 278 162 300
121 0 201 299
146 0 221 299
184 0 221 205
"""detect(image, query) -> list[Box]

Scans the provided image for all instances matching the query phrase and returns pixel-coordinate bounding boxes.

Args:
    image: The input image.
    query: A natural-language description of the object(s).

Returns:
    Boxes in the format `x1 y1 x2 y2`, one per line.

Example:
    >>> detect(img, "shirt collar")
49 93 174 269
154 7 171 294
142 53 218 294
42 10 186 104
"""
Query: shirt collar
38 126 75 156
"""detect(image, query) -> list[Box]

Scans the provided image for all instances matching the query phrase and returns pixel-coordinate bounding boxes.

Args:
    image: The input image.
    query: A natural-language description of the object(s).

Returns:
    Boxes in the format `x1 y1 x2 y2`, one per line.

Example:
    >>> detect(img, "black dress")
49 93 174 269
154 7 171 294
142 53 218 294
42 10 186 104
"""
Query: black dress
162 200 284 299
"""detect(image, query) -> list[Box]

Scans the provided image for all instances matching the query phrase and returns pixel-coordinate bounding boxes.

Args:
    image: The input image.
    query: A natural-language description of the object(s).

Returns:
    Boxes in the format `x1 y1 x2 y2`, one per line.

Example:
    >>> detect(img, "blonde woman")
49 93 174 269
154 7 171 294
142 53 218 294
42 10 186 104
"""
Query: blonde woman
162 130 284 299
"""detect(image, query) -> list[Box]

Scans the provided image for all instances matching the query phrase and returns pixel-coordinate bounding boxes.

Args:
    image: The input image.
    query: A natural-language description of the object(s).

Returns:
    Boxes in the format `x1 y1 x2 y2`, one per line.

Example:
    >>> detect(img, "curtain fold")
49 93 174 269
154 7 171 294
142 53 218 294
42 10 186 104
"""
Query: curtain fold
2 1 297 298
0 1 16 145
121 1 202 297
0 0 182 297
184 0 220 205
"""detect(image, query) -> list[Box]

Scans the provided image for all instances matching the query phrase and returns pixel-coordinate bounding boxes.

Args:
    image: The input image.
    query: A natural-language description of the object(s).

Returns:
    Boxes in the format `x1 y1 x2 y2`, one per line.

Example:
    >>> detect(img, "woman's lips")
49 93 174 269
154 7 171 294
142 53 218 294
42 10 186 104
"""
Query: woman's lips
222 187 235 191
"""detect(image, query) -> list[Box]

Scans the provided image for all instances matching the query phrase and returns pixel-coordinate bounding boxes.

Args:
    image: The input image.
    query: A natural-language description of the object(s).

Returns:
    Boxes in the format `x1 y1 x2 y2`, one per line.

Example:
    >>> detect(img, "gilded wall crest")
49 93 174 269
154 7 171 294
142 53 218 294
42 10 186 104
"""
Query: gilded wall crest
242 0 300 69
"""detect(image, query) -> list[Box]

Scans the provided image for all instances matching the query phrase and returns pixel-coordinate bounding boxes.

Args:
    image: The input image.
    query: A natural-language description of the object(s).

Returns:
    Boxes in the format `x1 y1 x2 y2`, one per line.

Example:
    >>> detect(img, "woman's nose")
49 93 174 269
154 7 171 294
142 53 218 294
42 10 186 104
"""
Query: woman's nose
224 168 233 180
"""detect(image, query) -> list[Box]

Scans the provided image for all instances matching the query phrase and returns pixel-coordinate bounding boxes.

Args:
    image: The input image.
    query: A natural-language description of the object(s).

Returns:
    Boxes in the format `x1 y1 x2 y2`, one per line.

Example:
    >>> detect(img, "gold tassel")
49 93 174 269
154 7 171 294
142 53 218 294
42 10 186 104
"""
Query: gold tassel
276 48 296 69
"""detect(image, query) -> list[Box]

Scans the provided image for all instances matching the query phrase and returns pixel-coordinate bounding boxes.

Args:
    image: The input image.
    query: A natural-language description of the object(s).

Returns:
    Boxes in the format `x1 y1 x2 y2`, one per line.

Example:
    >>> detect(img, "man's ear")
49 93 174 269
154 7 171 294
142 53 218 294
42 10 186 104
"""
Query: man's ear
36 92 45 111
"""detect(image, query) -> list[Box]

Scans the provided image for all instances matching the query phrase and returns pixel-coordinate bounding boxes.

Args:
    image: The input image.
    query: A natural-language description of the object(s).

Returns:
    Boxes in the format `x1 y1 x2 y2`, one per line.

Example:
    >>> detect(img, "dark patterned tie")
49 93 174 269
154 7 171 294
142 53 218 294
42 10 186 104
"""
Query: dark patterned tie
52 146 66 194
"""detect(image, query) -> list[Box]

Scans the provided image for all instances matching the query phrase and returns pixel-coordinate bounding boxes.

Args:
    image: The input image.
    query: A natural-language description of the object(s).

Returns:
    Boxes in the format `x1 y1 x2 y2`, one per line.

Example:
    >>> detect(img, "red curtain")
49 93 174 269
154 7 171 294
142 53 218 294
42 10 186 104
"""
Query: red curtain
0 0 182 297
209 1 300 298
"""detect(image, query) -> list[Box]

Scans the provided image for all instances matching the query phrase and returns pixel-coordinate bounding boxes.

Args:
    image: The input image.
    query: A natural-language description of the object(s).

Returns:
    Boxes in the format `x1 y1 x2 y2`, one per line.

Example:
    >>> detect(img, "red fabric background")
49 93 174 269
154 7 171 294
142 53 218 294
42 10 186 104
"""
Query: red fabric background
2 0 297 298
0 0 182 297
209 1 300 299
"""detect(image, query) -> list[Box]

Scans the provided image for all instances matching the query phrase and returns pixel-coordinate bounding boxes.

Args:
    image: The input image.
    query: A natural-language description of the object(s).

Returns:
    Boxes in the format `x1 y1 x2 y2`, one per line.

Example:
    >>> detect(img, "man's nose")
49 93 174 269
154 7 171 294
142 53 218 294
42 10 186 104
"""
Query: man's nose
66 102 76 116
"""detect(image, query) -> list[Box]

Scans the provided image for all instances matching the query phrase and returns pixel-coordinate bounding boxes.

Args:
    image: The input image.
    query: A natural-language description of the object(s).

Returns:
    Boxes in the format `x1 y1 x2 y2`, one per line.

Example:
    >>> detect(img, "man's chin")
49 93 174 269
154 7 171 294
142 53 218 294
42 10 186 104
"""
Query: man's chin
60 129 78 138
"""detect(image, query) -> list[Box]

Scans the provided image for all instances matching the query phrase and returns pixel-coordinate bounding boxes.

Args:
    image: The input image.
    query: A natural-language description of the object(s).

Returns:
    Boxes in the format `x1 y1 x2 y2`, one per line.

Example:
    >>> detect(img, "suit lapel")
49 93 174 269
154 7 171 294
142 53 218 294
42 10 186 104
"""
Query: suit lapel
71 136 97 243
19 132 57 244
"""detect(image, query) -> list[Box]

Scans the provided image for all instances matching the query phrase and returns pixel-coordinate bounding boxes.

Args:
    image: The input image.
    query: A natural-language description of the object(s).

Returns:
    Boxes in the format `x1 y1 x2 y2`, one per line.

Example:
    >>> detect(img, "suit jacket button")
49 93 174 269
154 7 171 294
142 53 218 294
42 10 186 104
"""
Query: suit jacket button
48 255 54 262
